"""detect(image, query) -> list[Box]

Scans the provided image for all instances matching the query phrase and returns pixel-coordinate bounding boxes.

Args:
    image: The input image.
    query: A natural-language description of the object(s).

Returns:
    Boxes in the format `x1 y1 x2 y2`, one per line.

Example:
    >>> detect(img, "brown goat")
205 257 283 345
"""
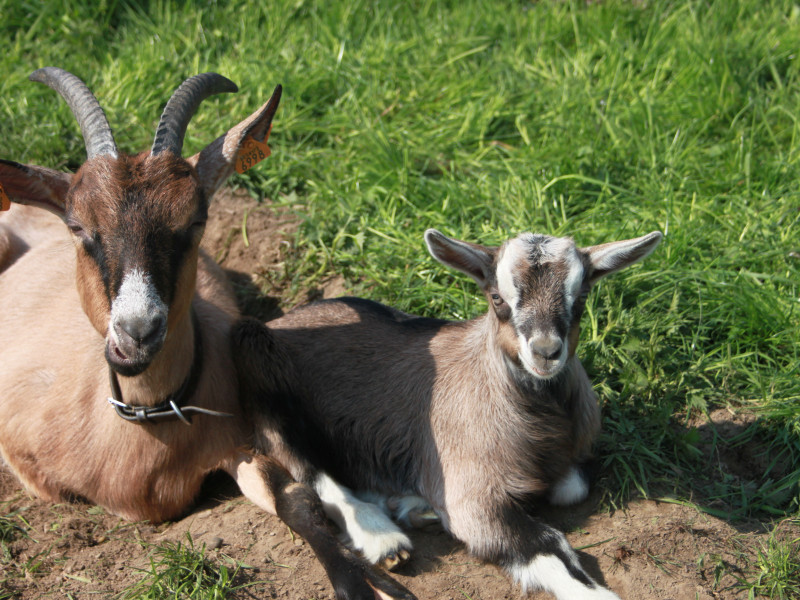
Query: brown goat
233 228 662 599
0 67 412 600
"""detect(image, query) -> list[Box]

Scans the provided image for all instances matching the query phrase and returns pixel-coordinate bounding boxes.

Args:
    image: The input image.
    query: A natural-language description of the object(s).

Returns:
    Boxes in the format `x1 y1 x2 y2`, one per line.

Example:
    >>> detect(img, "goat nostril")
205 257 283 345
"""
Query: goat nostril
532 339 563 361
117 314 166 346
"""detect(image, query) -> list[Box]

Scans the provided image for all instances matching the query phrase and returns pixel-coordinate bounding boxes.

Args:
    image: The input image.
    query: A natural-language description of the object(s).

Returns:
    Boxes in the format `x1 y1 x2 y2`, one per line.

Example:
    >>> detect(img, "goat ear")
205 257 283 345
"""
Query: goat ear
188 84 282 198
425 229 496 287
0 160 72 218
583 231 662 284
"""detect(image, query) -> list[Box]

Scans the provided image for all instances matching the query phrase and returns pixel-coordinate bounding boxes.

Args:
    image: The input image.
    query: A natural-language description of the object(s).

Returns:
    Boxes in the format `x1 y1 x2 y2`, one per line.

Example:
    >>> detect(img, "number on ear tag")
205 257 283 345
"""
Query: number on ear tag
0 182 10 211
235 124 273 174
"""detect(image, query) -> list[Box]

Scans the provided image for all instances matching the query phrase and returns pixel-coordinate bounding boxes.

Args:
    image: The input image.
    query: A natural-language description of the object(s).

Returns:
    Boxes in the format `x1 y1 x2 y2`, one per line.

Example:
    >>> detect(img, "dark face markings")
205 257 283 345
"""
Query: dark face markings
65 153 206 317
511 250 572 341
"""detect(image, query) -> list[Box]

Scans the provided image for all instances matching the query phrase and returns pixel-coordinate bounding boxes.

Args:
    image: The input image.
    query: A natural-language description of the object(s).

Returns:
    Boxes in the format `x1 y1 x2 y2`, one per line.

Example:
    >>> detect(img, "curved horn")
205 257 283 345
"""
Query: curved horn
151 73 238 157
30 67 118 160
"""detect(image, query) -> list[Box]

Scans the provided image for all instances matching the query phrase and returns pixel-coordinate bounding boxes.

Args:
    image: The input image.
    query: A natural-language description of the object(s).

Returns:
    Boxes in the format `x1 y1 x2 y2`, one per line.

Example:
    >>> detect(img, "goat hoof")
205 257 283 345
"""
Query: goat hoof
407 510 439 529
380 549 411 571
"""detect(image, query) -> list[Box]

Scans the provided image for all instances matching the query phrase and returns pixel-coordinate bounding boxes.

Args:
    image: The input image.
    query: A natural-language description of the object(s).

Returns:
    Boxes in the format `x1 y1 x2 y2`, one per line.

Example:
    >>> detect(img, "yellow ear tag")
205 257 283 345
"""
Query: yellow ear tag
235 124 273 174
0 182 10 211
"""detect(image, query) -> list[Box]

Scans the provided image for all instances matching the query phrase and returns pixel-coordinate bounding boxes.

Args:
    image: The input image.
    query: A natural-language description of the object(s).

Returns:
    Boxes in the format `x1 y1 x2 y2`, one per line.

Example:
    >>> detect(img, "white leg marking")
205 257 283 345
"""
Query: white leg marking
314 474 412 564
357 492 440 529
549 466 589 506
509 554 620 600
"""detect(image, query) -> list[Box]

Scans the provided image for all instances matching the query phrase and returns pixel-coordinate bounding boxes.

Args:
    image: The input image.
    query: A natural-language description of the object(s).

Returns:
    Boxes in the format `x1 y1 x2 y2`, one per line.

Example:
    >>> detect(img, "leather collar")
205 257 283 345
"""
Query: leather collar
107 311 233 425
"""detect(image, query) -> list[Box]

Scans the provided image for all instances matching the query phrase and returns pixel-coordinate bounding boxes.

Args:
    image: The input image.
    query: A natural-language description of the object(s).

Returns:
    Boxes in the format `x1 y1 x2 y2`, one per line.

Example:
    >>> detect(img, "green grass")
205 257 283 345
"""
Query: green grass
121 533 256 600
740 519 800 599
2 0 799 596
0 510 29 564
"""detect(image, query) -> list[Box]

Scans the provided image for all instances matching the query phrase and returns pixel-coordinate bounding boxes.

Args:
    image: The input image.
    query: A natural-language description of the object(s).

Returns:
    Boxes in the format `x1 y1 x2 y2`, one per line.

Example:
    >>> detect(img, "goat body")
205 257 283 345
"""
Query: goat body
234 228 662 599
0 68 412 600
0 230 241 519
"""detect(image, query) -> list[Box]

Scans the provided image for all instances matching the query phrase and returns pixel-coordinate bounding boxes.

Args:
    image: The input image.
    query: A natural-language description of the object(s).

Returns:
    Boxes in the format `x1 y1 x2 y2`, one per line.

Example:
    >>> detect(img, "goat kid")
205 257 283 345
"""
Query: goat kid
0 68 412 600
233 227 662 599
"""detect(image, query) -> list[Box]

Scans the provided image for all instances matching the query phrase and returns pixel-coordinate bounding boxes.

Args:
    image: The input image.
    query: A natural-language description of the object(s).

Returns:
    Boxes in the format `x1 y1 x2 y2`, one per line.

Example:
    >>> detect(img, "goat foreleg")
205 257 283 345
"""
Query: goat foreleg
225 452 416 600
448 498 619 600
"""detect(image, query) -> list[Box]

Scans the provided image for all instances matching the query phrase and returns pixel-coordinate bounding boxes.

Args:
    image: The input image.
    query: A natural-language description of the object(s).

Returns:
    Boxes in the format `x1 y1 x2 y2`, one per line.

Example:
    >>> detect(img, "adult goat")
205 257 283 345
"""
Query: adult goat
0 67 412 600
234 227 662 599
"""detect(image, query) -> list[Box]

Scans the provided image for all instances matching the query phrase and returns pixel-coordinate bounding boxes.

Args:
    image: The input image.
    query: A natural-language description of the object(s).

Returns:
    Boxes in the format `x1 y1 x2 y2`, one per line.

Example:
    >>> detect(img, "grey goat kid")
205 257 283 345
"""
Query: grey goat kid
233 227 662 600
0 68 413 600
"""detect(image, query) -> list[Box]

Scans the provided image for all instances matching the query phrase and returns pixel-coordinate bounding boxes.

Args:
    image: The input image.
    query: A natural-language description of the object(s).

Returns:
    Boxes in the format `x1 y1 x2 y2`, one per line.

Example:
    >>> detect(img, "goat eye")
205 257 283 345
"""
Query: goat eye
67 222 92 243
491 293 504 306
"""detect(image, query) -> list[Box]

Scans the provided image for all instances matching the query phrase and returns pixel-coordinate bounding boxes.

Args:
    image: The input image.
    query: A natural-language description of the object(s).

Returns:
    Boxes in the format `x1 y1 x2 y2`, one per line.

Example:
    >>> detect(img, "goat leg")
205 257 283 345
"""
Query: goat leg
227 452 416 600
448 497 620 600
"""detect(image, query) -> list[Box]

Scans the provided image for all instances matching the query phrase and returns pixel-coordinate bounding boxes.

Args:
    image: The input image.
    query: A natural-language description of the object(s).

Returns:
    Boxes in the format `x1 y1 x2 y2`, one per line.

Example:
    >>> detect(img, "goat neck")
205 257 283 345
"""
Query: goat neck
111 302 197 408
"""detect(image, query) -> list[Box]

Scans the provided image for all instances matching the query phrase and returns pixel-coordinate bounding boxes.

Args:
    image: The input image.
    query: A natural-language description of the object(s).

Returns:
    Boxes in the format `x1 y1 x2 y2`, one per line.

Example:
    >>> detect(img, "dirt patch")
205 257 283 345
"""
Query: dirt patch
1 191 795 600
1 467 786 600
201 187 347 319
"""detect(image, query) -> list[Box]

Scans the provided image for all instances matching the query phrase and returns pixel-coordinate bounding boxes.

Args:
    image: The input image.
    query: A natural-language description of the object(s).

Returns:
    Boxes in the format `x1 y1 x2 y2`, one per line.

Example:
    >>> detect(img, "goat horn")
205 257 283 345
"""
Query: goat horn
151 73 238 157
29 67 118 160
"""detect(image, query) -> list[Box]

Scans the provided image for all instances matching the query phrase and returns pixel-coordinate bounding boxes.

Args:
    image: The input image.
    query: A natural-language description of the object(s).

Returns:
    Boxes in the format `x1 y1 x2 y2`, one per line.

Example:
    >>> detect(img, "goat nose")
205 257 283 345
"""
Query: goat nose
531 337 563 361
117 313 166 346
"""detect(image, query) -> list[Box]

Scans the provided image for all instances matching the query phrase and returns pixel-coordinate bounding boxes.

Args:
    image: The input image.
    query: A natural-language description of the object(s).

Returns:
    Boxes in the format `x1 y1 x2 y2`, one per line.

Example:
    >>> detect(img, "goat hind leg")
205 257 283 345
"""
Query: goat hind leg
226 452 416 600
356 491 440 530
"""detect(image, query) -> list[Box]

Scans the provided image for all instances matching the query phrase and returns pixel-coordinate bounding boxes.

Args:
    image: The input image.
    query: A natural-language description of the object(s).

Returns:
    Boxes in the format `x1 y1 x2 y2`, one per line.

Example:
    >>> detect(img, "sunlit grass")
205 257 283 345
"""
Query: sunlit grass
120 533 257 600
2 0 799 596
739 519 800 600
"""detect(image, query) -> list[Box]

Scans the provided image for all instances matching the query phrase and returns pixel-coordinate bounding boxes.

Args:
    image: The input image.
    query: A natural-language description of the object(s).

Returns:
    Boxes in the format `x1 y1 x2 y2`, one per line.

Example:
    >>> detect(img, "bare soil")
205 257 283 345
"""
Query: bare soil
1 189 795 600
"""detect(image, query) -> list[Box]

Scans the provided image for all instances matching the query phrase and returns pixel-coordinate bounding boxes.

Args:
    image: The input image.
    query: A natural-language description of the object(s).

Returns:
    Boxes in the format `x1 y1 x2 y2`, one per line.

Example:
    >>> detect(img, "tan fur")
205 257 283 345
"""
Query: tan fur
0 234 241 521
0 73 415 599
0 204 63 271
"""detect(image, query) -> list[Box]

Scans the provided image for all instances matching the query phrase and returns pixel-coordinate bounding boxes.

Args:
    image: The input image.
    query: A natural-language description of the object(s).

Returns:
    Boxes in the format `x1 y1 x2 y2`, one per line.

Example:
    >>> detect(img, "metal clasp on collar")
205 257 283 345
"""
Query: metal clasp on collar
106 310 233 425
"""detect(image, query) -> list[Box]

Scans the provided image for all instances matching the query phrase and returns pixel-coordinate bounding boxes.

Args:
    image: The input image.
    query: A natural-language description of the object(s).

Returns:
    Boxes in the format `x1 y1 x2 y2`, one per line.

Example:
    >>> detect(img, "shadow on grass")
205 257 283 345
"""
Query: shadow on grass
600 406 799 532
227 268 284 322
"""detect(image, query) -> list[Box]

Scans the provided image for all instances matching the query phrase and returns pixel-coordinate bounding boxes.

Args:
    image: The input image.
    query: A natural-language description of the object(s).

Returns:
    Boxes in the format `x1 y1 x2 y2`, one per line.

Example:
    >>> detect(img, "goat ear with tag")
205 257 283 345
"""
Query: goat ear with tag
189 84 281 196
235 124 272 174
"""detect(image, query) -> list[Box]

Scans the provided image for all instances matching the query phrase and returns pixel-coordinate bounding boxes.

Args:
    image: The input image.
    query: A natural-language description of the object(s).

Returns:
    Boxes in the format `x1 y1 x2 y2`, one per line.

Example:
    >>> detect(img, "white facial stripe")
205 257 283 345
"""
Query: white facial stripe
498 234 581 381
518 331 534 369
562 247 584 315
527 236 583 315
496 238 527 311
541 235 571 259
518 330 569 380
110 269 166 337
